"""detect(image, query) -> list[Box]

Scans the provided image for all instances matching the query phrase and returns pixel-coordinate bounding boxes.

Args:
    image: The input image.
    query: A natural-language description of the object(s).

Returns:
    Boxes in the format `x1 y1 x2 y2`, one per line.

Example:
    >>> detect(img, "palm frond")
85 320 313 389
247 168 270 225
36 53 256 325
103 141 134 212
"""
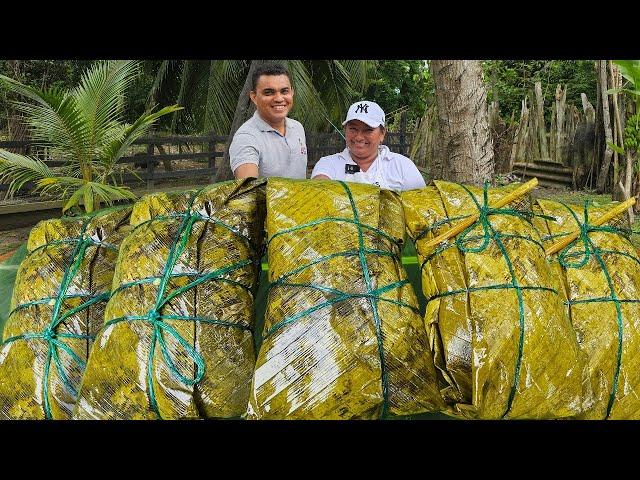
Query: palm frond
146 60 176 109
72 60 141 155
99 105 182 179
37 175 84 200
337 60 373 92
286 60 329 131
317 60 373 124
614 60 640 89
0 74 66 109
216 60 247 82
170 61 195 133
1 77 89 162
11 97 88 161
203 61 245 134
0 149 55 197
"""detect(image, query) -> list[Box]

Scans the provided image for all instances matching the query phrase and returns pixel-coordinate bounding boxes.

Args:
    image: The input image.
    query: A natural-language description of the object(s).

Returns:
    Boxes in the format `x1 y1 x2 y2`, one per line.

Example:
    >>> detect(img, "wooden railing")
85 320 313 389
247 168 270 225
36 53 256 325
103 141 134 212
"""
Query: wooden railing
0 129 414 195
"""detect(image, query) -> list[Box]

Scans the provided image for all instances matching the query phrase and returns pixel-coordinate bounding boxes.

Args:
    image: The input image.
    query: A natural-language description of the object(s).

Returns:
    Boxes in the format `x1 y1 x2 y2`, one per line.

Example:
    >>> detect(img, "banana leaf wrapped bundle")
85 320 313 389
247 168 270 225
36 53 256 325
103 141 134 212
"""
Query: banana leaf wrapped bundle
74 179 266 419
533 199 640 419
247 178 443 419
0 205 132 419
401 180 584 419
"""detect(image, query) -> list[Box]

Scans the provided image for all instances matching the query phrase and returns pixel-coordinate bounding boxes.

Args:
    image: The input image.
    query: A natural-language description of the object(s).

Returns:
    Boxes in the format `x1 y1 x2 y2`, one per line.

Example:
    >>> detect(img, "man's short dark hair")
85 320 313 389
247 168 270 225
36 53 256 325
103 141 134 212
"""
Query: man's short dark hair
251 63 292 91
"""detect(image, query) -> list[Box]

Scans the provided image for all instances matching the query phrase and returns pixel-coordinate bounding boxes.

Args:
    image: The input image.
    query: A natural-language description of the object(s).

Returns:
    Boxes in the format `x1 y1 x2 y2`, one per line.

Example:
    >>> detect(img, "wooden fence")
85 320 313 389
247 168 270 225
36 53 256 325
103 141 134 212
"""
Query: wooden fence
0 129 413 196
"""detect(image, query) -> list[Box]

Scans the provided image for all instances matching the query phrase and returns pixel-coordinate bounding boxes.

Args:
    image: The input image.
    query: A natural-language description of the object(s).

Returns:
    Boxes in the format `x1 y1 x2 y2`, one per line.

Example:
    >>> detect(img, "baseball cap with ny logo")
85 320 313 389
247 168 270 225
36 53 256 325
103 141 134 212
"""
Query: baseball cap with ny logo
342 101 386 128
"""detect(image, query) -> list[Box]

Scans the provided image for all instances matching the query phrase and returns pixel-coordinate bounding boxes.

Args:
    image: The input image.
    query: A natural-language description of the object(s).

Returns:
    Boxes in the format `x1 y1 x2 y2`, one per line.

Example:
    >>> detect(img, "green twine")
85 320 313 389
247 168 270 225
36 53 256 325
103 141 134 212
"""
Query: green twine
267 216 402 250
420 232 546 272
458 183 531 419
263 181 416 419
426 284 556 303
104 190 257 419
420 182 539 419
556 201 634 419
342 181 387 418
2 223 107 419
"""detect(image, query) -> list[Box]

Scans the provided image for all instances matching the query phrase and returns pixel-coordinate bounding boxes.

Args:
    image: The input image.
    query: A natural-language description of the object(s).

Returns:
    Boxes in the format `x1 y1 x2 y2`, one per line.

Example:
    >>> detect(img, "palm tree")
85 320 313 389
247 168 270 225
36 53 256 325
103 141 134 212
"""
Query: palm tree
145 60 374 181
0 60 181 213
430 60 495 184
147 60 375 135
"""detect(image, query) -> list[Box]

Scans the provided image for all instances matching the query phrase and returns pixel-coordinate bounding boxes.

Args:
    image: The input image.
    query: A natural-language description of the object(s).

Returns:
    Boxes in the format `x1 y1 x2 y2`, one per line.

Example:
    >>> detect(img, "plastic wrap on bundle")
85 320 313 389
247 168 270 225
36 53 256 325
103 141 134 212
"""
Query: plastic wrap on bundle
401 181 584 419
534 199 640 419
247 178 443 419
74 178 265 419
0 206 132 419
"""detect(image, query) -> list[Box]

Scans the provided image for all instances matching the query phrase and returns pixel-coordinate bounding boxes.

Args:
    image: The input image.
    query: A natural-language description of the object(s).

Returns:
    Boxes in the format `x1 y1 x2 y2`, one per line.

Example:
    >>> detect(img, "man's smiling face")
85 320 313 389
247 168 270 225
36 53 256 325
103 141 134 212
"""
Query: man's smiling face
250 74 294 128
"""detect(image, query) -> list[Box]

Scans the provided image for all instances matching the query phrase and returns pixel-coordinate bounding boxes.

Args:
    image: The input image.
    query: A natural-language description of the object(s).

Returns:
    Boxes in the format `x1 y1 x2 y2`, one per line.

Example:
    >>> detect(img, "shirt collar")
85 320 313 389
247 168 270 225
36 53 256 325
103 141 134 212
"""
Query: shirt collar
252 111 288 133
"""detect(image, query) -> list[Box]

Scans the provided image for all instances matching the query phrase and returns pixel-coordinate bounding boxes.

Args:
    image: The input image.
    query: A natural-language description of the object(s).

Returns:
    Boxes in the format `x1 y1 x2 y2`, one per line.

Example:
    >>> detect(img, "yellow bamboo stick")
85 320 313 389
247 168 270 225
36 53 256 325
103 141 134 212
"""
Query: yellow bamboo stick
545 197 636 256
423 178 539 250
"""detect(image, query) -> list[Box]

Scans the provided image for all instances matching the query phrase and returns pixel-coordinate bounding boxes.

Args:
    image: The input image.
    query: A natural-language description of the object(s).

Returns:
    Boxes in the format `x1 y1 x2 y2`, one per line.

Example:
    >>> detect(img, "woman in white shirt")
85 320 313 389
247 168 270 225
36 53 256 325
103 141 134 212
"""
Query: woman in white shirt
311 101 426 191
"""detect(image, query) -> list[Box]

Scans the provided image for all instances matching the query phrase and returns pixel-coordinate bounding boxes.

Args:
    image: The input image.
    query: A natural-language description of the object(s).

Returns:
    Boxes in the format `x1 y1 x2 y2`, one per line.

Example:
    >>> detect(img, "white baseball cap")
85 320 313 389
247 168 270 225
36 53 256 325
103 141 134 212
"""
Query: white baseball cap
342 101 386 128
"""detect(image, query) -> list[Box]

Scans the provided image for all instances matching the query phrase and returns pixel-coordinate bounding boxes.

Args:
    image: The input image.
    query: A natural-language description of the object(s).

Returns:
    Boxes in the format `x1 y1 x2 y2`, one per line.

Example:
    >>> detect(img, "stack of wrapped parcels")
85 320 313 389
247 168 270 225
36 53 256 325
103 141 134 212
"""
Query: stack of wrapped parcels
533 199 640 419
74 179 265 419
6 175 639 421
247 178 443 419
401 180 586 419
0 206 132 419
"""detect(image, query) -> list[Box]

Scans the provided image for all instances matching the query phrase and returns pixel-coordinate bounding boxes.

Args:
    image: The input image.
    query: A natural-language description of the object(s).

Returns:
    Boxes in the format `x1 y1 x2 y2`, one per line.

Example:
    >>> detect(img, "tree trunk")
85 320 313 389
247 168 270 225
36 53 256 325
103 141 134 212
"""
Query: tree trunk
534 82 549 159
488 100 510 174
620 151 635 223
581 93 596 122
610 61 625 201
510 97 530 165
550 101 557 161
555 84 567 163
410 104 437 180
528 89 540 161
580 93 597 188
214 60 264 182
596 60 614 193
430 60 494 184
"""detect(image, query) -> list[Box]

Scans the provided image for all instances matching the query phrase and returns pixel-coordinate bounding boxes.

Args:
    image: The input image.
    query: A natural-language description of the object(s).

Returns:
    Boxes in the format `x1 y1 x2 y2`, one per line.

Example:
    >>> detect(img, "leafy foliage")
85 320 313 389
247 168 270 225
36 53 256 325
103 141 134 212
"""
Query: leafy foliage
365 60 432 129
484 60 598 122
146 60 379 135
0 60 180 213
0 60 94 133
613 60 640 111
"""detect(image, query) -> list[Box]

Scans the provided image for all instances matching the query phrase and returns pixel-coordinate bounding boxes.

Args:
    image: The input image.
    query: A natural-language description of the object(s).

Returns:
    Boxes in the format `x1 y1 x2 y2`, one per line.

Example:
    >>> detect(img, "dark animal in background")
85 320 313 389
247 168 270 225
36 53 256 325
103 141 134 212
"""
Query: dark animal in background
568 120 595 190
133 151 160 170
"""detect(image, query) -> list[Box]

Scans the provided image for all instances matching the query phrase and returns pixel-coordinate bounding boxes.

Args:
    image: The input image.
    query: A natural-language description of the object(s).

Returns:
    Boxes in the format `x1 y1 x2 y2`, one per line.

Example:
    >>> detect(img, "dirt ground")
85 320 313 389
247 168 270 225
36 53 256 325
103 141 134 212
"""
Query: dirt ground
0 226 32 261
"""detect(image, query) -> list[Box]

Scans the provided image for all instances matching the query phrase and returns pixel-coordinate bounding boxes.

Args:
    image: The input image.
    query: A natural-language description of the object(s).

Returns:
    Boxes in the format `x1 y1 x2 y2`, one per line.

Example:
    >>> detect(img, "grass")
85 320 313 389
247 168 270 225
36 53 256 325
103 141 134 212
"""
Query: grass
0 241 23 258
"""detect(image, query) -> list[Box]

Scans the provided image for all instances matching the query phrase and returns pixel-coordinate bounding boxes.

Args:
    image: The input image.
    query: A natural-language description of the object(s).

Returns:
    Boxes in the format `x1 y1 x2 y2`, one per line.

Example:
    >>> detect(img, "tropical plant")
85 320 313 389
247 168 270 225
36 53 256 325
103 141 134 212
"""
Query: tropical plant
146 60 375 134
608 60 640 214
484 60 598 123
0 60 181 213
612 60 640 111
364 60 432 128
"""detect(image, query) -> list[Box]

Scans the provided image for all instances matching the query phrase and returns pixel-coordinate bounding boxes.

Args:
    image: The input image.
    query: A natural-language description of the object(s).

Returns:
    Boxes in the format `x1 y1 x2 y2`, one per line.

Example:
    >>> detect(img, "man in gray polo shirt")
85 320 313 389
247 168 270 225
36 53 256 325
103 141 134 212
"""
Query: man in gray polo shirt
230 63 308 179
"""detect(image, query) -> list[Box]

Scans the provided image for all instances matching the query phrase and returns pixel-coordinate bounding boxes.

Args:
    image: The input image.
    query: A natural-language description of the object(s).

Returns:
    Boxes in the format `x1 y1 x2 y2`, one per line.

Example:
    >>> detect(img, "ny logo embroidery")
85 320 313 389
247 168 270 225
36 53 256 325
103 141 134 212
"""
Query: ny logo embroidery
355 103 369 114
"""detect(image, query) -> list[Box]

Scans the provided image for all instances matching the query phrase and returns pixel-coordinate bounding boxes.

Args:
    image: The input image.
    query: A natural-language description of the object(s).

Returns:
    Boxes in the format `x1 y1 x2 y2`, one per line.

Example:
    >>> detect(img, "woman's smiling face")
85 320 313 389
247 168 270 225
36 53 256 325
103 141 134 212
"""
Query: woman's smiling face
344 120 385 162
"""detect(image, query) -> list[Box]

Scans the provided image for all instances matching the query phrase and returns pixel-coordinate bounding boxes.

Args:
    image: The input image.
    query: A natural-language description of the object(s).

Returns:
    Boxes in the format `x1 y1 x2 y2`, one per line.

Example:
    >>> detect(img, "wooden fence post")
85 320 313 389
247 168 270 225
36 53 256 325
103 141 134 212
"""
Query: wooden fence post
208 132 216 183
398 111 408 156
146 142 155 189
